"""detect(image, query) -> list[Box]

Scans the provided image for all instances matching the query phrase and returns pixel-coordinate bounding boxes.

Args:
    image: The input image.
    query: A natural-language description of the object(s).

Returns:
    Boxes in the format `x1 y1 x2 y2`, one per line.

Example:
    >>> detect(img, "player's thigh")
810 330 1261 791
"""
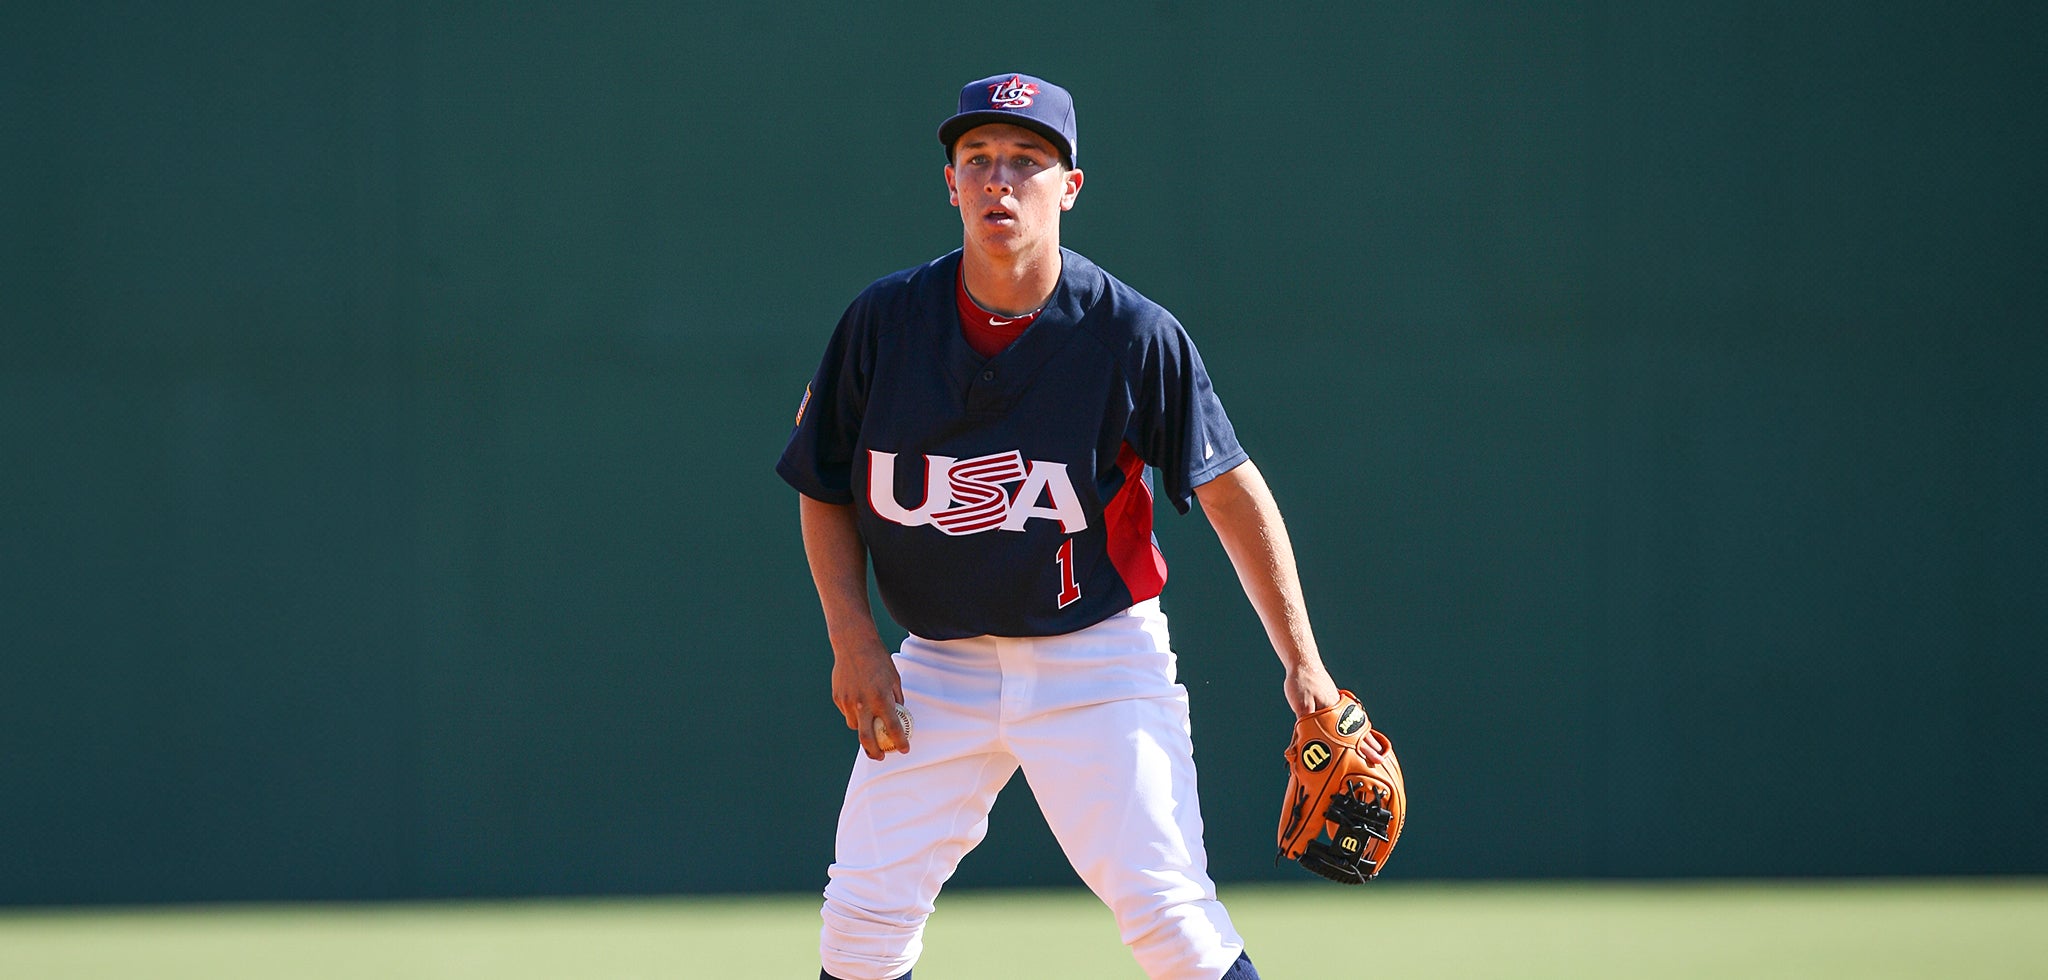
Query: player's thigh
830 665 1018 913
1009 693 1212 886
1011 693 1247 980
833 745 1016 863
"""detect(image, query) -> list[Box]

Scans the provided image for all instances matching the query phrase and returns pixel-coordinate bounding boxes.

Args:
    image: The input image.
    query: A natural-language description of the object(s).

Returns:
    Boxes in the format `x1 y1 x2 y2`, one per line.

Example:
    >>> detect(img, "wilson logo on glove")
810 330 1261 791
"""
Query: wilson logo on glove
1336 704 1366 736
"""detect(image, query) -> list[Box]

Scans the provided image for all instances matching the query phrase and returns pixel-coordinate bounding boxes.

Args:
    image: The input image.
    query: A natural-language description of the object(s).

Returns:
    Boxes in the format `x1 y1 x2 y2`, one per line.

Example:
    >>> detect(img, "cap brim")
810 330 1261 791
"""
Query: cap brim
938 111 1074 166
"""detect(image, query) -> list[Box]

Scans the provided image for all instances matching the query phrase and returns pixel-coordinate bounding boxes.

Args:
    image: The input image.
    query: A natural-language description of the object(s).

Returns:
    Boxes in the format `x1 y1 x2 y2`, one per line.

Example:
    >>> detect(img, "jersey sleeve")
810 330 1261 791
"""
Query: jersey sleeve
775 294 875 504
1128 317 1249 513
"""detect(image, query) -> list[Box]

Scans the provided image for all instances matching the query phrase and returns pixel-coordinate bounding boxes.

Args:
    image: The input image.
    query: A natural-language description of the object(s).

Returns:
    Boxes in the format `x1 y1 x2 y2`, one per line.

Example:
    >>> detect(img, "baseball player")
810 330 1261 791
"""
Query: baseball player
777 72 1375 980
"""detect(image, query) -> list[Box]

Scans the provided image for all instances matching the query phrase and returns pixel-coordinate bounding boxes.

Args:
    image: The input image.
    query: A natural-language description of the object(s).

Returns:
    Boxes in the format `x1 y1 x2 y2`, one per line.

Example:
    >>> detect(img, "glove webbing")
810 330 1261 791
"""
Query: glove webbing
1291 784 1396 885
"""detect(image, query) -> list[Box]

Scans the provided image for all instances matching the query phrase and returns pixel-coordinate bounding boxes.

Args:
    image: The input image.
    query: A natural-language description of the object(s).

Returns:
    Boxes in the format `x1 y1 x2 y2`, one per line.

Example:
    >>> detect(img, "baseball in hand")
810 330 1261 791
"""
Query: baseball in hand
872 703 914 754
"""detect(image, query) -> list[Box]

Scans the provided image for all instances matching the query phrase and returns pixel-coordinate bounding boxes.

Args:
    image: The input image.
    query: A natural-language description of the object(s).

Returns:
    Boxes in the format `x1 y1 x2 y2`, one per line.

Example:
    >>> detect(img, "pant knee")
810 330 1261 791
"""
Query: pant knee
1115 894 1245 980
820 894 924 980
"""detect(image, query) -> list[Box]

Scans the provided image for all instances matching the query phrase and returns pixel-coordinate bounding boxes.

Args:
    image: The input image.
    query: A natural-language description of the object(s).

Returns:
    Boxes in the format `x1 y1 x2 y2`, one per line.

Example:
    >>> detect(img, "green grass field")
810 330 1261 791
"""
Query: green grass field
3 880 2042 979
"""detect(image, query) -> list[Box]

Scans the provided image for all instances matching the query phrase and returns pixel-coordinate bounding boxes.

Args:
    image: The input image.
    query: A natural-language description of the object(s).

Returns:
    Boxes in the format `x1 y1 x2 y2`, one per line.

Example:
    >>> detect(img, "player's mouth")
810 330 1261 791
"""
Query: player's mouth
983 207 1015 225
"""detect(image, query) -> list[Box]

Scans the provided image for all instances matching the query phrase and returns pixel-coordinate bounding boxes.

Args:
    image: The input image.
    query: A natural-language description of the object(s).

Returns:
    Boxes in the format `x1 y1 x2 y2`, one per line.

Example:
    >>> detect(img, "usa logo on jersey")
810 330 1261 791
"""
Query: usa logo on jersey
987 75 1038 108
867 449 1086 536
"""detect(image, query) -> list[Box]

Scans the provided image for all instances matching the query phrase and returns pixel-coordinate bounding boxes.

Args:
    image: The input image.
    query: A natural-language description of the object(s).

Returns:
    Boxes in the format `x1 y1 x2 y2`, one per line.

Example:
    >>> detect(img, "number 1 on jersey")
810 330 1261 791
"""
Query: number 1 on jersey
1055 538 1082 608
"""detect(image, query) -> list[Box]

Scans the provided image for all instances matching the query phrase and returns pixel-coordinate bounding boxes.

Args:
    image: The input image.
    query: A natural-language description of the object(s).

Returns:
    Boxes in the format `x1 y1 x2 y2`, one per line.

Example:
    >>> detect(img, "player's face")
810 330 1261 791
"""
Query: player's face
945 124 1083 257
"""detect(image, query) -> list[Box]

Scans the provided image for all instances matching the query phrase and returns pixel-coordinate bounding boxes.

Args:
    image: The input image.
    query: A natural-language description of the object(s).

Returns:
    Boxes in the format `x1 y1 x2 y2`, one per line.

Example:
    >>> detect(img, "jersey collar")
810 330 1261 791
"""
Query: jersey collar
930 249 1097 417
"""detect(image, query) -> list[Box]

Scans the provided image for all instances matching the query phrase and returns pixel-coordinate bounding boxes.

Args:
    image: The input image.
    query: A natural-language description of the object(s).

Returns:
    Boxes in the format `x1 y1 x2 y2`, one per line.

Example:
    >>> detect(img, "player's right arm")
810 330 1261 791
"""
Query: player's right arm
799 493 904 761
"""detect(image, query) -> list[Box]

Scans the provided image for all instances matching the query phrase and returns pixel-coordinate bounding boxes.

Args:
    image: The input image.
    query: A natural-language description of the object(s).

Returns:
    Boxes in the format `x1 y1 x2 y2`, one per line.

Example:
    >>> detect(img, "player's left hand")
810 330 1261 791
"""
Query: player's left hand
1283 665 1381 766
1282 662 1342 716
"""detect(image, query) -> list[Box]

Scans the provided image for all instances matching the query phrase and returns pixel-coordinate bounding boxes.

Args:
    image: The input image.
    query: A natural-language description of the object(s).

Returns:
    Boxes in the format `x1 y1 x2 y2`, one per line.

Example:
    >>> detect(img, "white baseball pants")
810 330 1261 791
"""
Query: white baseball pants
819 599 1245 980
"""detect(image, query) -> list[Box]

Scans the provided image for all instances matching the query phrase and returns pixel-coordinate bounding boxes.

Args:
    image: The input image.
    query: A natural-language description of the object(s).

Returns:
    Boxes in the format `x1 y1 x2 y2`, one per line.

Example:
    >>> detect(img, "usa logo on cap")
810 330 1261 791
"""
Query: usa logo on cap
988 75 1038 108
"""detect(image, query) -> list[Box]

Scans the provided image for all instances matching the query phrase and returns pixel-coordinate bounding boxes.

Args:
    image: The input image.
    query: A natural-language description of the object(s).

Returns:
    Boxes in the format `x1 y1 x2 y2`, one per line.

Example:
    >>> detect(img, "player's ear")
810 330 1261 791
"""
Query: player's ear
1060 167 1084 211
945 164 959 206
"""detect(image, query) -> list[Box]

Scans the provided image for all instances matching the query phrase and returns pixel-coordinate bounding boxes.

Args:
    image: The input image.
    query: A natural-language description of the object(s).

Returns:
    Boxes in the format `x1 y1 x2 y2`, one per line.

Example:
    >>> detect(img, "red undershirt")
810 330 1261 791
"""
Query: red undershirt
955 270 1041 359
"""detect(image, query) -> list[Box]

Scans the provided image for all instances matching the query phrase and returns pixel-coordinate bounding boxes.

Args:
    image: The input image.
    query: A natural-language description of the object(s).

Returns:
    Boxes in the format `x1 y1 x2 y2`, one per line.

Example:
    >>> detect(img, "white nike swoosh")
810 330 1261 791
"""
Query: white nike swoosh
988 317 1013 327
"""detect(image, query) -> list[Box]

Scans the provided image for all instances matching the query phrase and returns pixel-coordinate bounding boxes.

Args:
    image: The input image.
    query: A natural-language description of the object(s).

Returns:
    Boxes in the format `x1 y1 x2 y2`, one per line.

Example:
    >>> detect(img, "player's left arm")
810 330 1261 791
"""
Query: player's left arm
1195 460 1375 746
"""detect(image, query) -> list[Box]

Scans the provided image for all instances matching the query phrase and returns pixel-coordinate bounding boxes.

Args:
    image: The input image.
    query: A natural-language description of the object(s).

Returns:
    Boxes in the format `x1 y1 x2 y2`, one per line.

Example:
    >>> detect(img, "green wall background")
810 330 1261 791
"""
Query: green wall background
4 3 2043 904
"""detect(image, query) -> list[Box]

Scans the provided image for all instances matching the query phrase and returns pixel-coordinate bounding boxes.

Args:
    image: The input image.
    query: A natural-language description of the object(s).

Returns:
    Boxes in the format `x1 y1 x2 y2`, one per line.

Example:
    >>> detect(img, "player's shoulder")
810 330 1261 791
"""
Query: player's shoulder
1061 248 1189 348
827 251 960 348
850 250 961 310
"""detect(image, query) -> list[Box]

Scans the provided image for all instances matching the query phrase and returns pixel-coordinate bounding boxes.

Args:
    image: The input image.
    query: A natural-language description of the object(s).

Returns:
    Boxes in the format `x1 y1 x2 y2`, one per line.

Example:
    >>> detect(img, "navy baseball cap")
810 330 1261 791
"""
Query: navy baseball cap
938 72 1078 168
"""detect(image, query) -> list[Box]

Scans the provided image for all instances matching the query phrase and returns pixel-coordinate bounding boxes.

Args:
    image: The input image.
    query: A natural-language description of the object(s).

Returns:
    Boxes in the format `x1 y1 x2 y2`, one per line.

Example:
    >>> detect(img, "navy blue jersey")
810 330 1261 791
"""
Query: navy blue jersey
777 248 1248 640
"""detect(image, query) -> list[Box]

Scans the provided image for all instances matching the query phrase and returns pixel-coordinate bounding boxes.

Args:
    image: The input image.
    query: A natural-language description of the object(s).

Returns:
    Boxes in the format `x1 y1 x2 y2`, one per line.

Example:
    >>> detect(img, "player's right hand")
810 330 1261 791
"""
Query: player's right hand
830 638 905 761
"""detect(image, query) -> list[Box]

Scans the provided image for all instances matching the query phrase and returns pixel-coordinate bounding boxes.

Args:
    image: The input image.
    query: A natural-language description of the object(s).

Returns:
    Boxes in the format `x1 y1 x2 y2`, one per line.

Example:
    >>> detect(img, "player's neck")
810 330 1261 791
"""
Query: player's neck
959 242 1062 318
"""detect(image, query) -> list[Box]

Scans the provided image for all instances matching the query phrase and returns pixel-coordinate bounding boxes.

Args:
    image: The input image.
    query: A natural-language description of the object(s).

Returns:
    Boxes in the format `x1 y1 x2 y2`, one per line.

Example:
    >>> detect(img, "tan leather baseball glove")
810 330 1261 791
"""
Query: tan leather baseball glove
1276 690 1406 883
